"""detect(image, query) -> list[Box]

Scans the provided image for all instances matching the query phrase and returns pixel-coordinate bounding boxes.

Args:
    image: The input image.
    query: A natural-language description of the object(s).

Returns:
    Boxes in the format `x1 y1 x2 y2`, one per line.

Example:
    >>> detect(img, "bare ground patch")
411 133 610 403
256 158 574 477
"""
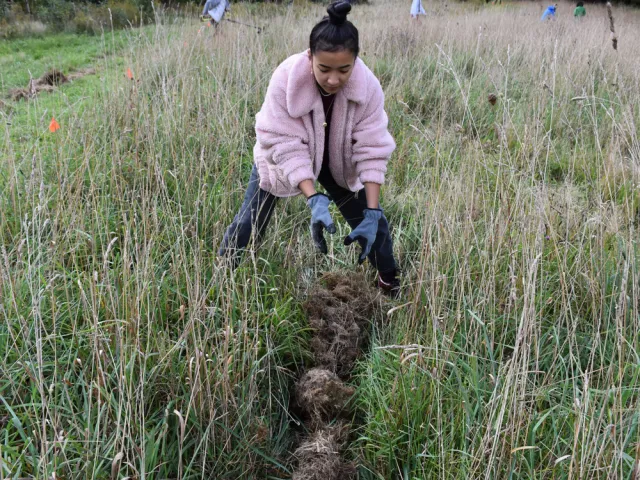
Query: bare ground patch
8 67 96 101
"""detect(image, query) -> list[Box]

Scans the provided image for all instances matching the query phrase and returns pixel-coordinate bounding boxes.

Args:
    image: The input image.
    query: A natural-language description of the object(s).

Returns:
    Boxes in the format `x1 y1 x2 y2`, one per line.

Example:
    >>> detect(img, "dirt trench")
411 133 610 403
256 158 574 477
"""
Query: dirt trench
291 272 380 479
8 68 96 101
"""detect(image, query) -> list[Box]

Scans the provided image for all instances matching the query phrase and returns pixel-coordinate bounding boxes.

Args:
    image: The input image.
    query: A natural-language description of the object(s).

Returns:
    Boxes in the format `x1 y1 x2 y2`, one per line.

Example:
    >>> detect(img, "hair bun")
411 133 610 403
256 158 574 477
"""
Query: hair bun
327 1 351 26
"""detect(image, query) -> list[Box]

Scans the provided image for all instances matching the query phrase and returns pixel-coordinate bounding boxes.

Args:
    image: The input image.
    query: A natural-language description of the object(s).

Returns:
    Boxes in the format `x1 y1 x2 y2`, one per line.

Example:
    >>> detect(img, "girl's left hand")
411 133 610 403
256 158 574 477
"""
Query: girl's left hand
344 208 382 264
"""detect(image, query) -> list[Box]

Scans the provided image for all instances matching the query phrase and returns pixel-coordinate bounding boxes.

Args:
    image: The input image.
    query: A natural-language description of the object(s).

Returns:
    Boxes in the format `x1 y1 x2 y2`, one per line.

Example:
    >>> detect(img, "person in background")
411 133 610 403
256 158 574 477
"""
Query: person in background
202 0 230 24
218 2 401 297
541 4 557 20
574 1 586 17
410 0 426 19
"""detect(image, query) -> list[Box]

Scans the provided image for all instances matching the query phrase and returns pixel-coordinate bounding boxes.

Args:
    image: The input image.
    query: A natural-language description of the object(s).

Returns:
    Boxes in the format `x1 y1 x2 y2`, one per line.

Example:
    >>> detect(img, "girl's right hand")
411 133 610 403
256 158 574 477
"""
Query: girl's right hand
307 193 336 254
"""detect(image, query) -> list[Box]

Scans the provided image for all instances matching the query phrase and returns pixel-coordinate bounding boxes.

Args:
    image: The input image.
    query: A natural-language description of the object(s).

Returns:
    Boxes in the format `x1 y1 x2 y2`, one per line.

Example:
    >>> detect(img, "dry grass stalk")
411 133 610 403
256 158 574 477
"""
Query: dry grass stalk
607 2 618 50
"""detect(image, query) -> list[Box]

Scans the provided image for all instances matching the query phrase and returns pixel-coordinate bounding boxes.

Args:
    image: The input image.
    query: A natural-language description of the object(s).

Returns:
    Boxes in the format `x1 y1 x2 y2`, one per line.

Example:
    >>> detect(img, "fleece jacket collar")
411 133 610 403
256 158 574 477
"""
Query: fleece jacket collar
286 50 368 118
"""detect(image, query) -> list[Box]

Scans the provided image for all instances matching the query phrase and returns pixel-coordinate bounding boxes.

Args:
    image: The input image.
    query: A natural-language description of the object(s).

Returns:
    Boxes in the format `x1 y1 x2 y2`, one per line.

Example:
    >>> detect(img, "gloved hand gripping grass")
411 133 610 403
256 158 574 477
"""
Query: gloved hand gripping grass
307 193 337 254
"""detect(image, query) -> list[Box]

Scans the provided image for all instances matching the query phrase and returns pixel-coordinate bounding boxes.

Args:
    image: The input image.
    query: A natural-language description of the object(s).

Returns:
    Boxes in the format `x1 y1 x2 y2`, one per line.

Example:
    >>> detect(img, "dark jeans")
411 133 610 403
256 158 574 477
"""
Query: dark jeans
219 164 397 274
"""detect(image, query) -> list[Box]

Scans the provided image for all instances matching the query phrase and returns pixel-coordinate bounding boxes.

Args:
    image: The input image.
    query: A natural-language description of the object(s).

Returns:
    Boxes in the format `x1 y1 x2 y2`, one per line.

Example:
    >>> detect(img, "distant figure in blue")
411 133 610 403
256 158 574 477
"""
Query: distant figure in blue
202 0 230 23
541 4 557 20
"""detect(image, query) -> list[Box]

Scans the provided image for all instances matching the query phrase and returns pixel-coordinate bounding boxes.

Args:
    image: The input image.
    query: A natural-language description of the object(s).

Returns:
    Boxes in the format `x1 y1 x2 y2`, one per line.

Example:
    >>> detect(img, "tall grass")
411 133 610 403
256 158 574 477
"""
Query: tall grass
1 0 640 478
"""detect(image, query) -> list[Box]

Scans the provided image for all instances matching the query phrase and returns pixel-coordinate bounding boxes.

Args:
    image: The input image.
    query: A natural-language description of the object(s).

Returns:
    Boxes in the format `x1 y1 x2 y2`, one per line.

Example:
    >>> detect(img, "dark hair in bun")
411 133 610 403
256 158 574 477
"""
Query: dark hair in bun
309 1 359 57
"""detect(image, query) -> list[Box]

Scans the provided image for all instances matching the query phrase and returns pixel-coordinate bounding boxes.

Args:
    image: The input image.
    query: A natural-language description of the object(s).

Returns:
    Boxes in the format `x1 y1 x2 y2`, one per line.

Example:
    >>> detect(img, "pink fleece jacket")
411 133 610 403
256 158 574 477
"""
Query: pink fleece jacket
254 51 395 198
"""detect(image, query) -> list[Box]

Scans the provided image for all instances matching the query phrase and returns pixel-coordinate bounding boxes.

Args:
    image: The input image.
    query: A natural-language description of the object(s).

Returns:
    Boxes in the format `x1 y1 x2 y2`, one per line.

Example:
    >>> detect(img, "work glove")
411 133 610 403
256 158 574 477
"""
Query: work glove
307 193 336 254
344 208 382 264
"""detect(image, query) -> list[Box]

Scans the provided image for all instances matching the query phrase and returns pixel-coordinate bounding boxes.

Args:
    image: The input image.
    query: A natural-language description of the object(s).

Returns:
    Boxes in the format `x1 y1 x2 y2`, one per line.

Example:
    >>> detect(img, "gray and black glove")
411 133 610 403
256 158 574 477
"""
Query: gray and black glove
344 208 382 264
307 193 336 254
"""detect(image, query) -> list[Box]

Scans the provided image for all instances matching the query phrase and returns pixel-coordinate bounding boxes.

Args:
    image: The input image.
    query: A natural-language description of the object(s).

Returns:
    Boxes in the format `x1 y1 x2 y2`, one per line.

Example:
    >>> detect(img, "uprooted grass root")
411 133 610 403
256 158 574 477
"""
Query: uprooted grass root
303 273 378 376
292 424 356 480
296 368 355 423
291 272 379 479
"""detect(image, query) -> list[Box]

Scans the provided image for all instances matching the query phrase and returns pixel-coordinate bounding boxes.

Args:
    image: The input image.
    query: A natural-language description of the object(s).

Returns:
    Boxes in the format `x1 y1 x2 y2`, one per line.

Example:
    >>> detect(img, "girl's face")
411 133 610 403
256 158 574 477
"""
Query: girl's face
310 49 356 94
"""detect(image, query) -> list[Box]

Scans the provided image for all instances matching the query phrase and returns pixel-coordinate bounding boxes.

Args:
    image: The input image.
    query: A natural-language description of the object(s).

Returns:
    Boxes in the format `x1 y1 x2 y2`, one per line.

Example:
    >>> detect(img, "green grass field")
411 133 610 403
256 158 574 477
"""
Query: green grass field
0 30 136 90
1 1 640 478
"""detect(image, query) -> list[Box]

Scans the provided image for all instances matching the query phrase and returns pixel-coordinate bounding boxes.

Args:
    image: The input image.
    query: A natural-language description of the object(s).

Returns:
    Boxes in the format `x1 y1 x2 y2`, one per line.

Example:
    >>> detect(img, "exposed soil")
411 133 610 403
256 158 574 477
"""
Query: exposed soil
8 68 96 101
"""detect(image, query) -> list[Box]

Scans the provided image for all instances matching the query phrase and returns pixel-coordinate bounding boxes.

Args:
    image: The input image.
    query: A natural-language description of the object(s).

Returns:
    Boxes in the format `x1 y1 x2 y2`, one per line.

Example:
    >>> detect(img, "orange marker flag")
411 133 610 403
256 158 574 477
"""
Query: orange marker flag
207 21 212 27
126 68 134 80
49 117 60 133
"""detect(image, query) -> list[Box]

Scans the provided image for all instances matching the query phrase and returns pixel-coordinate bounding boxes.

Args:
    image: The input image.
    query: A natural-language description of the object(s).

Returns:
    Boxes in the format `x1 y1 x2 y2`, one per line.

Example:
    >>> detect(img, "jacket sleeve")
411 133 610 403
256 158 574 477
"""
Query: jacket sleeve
255 67 315 189
351 79 396 185
203 0 217 15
